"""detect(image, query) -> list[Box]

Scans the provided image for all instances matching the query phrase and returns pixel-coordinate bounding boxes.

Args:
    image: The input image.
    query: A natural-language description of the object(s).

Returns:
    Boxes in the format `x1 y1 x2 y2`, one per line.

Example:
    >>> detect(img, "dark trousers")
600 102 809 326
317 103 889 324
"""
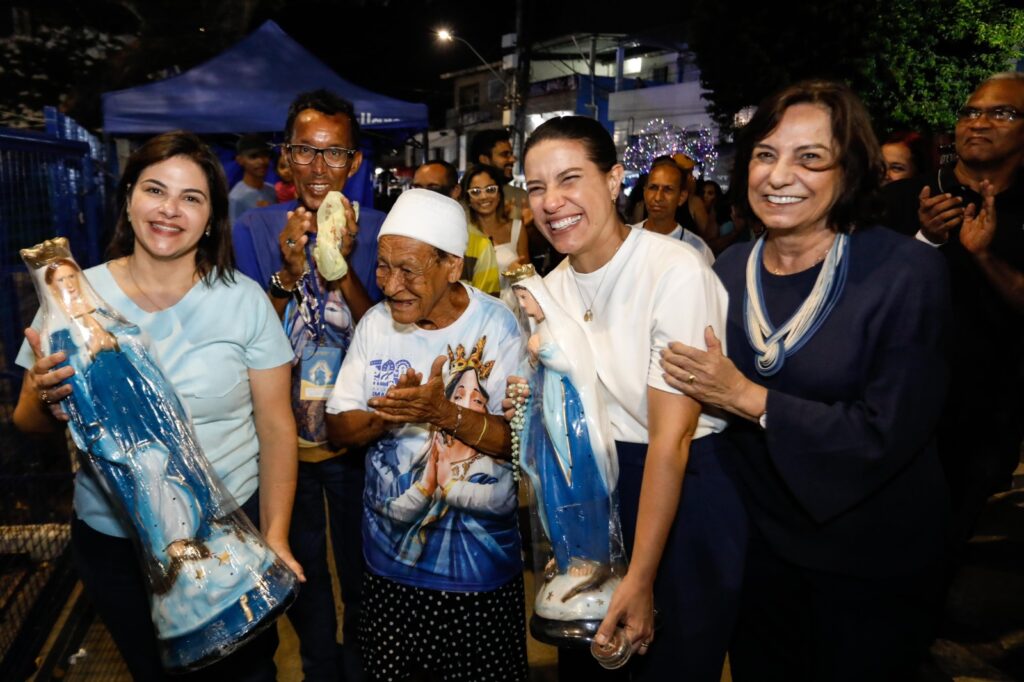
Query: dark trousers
287 455 366 681
71 491 278 681
559 436 748 682
730 530 943 682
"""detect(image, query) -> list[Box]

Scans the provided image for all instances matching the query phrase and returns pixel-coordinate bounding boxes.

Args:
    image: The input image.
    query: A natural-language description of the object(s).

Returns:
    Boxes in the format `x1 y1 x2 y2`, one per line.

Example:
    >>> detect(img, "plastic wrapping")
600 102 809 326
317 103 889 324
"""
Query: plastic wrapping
21 238 299 673
506 265 627 655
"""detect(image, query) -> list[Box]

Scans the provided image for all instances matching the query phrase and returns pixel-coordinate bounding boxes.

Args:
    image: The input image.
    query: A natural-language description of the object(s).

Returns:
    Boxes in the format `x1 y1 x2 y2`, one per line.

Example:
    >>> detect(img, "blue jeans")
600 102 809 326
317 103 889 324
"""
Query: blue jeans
287 454 366 681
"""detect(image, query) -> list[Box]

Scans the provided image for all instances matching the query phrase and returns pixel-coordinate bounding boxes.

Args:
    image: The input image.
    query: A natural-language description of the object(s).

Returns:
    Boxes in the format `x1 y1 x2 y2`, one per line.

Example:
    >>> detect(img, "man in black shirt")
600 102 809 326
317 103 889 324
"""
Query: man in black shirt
884 72 1024 544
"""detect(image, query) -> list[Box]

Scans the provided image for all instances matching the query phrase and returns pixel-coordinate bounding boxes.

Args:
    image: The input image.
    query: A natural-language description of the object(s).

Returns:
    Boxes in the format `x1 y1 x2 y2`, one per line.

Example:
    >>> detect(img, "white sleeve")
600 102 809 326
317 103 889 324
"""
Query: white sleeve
647 263 729 393
914 230 944 247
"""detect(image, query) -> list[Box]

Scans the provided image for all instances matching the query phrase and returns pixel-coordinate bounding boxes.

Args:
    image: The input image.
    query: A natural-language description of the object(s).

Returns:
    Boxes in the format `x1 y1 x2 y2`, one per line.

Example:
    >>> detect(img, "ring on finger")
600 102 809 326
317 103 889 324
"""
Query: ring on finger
39 390 49 404
687 374 696 384
285 238 297 247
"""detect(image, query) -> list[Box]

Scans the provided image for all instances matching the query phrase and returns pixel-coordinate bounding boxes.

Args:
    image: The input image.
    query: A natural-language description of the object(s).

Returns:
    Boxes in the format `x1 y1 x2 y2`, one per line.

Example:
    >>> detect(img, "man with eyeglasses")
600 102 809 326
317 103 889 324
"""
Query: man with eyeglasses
884 72 1024 548
233 89 379 682
412 160 500 295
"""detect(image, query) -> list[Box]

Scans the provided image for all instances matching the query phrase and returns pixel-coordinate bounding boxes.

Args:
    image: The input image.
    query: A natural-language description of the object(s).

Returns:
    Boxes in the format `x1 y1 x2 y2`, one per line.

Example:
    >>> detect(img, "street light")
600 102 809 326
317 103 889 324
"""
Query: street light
436 28 507 91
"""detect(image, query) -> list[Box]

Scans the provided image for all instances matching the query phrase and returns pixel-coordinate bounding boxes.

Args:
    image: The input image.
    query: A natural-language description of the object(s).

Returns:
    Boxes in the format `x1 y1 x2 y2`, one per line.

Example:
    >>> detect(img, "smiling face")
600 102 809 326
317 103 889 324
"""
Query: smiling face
468 170 501 219
525 138 624 260
376 235 462 326
882 142 915 183
127 155 212 263
289 108 363 212
955 80 1024 170
747 103 840 237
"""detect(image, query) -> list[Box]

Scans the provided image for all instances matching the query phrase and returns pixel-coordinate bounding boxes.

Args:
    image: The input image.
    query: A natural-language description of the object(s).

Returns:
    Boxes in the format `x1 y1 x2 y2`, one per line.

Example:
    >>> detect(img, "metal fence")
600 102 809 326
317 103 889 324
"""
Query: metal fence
0 108 109 680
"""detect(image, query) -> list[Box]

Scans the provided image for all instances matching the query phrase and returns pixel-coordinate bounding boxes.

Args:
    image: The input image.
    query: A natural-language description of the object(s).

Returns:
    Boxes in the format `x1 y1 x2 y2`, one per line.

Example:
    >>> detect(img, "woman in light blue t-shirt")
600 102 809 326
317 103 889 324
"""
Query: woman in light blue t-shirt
14 131 302 681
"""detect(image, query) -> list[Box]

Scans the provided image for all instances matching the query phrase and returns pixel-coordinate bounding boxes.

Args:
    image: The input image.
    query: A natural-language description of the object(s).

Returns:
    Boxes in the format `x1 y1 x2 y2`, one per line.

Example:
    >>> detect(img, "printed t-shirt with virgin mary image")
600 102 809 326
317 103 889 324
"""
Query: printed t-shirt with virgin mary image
326 284 525 592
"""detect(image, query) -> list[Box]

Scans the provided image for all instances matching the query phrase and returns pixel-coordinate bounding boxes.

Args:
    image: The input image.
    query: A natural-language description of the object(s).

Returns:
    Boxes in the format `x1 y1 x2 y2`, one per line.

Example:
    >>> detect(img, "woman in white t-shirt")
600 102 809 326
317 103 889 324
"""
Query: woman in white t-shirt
517 116 747 682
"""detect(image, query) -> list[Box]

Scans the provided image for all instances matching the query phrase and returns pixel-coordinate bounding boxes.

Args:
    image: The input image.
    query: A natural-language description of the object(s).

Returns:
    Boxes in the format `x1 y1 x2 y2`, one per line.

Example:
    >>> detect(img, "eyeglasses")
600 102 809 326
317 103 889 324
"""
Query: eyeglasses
284 143 358 168
956 106 1021 123
467 184 500 197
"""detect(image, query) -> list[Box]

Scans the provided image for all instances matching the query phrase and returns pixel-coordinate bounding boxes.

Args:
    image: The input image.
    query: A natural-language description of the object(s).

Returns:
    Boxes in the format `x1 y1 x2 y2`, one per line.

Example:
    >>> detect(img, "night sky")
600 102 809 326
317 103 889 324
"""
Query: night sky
267 1 692 126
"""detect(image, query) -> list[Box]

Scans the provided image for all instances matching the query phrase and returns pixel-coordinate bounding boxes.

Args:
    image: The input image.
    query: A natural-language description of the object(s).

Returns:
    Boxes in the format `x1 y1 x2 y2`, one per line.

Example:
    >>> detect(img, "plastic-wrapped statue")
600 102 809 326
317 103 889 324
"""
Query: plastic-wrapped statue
20 238 298 672
506 264 626 645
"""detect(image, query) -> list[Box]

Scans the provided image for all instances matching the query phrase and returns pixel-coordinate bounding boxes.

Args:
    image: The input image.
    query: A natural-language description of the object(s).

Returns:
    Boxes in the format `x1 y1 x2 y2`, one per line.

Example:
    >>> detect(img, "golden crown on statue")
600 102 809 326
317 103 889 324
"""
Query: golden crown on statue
447 336 494 381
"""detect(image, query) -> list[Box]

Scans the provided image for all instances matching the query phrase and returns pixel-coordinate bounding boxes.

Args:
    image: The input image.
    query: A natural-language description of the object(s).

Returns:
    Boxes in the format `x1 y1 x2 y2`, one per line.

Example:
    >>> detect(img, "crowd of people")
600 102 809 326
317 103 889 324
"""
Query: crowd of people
12 70 1023 682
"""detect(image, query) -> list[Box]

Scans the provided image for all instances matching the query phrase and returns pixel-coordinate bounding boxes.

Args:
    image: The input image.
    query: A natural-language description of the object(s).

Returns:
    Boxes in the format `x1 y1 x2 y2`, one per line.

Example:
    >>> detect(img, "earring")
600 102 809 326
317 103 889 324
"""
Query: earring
205 225 212 237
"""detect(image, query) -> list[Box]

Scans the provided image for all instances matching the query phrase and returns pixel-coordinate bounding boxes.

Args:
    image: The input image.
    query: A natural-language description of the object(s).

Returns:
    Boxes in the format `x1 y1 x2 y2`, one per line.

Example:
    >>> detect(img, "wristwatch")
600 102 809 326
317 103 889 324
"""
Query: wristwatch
758 410 768 429
269 271 297 299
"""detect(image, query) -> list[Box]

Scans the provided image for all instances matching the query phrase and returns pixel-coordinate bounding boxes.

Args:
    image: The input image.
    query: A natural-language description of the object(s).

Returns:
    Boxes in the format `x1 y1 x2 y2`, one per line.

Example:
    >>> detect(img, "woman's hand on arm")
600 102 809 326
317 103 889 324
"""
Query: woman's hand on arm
249 362 305 582
661 326 767 422
13 328 75 433
595 388 701 656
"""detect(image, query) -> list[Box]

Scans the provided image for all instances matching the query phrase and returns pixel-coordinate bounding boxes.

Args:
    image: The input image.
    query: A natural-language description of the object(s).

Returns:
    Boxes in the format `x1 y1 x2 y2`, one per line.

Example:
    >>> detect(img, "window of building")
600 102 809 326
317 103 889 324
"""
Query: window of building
458 83 481 111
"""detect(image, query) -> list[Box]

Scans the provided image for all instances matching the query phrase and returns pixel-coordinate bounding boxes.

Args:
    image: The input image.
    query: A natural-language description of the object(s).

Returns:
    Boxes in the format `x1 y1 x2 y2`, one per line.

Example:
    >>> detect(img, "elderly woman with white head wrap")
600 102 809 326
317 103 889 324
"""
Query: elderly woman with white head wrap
325 189 529 681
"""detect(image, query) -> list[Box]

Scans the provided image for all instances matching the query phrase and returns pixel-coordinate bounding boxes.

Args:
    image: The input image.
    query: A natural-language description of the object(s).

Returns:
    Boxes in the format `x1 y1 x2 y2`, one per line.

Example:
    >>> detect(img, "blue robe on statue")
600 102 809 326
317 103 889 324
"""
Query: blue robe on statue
522 359 611 571
50 321 221 560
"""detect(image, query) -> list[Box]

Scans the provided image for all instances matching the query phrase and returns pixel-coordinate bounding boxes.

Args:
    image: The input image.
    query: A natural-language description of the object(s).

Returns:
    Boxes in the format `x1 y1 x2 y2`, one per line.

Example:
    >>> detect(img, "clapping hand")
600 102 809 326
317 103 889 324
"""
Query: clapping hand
368 356 449 426
959 179 996 255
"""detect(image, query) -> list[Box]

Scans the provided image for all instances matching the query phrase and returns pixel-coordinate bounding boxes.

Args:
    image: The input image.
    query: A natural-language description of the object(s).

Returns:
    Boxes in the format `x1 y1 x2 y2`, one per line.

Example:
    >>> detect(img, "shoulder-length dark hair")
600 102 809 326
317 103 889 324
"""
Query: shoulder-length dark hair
731 80 885 234
108 131 235 284
460 164 507 222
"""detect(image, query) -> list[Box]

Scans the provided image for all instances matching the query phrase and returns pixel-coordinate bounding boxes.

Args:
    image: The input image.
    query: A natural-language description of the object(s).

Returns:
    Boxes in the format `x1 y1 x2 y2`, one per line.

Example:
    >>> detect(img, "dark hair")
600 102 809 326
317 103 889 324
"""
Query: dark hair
108 131 235 284
470 129 511 164
460 164 506 222
418 160 459 193
44 258 80 284
524 116 618 173
444 367 490 403
882 131 934 179
730 80 885 233
284 89 360 147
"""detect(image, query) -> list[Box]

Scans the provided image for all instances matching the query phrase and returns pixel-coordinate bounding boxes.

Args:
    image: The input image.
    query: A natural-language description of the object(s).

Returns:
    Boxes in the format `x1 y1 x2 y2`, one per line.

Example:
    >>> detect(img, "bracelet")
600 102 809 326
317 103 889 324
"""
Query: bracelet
448 405 463 436
414 482 431 498
269 271 298 299
472 415 488 448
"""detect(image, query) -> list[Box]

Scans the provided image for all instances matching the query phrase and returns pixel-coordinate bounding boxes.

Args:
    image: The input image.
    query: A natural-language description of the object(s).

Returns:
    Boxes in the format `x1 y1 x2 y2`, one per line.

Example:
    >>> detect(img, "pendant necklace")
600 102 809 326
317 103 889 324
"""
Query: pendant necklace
570 237 625 322
127 256 166 312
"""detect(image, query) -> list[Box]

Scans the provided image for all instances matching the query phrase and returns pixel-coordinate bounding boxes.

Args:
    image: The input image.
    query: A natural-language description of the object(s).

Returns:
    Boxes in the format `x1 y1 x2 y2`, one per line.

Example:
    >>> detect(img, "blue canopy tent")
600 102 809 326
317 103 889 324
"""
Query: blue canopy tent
102 20 428 205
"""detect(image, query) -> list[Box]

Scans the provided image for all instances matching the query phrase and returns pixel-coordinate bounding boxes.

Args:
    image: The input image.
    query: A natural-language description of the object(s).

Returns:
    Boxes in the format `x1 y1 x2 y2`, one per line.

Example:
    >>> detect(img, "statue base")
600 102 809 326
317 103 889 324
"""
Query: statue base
160 560 298 673
530 614 601 649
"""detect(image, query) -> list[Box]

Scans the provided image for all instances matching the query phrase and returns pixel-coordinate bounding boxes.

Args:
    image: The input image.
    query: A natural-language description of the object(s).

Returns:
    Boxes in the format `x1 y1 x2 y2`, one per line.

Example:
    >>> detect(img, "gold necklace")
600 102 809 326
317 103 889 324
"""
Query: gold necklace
570 237 625 322
127 256 168 312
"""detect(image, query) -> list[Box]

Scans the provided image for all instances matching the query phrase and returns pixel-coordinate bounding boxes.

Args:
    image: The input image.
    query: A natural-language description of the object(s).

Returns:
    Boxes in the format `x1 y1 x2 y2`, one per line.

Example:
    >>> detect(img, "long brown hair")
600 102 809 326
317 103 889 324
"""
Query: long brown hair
108 131 235 284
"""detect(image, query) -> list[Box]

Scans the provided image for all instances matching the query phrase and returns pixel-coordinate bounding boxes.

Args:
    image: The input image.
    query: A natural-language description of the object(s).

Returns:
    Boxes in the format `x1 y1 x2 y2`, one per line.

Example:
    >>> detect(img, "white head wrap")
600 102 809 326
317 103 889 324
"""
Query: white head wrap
378 188 468 257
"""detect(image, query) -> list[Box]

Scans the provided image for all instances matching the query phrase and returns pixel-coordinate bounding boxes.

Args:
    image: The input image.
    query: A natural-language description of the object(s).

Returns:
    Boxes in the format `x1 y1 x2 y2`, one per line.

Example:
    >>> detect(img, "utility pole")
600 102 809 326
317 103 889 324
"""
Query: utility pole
512 0 530 177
